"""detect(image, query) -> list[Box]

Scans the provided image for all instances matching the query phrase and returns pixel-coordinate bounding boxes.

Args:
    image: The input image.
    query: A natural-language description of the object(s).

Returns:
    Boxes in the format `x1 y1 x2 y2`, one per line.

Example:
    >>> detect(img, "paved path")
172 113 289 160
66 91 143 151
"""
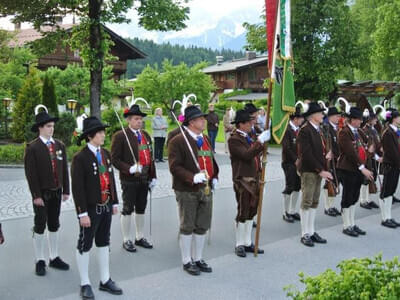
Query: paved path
1 143 400 299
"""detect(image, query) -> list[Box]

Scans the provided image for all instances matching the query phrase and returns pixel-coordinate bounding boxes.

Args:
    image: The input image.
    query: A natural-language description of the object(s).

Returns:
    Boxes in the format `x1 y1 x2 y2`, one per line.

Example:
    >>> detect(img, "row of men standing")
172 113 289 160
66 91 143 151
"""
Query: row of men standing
280 101 400 247
23 102 271 299
24 104 157 299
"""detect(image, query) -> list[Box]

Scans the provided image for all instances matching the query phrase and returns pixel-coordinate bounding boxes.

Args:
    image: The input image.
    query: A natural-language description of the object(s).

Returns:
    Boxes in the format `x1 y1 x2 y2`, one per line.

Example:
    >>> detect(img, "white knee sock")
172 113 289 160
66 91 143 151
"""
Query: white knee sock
193 234 206 262
342 208 351 229
309 208 316 235
379 199 386 221
120 215 132 242
360 185 368 204
283 194 290 215
386 197 393 220
179 234 192 265
289 192 299 214
48 231 59 260
33 232 45 261
76 250 90 286
244 220 253 246
134 213 145 240
235 222 246 247
350 204 356 227
97 246 110 284
323 189 330 210
299 209 308 236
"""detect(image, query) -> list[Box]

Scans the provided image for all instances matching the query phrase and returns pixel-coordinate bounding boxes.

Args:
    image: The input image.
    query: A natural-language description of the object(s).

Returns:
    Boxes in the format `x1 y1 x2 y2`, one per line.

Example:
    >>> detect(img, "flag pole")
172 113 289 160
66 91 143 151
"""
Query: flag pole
254 0 280 257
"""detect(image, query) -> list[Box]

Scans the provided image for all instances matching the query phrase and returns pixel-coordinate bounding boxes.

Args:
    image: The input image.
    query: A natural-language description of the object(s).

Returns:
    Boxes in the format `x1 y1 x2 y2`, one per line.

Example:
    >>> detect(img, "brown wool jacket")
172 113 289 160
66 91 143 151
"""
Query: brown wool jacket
381 125 400 169
281 125 298 164
111 128 156 182
337 125 368 172
24 137 69 199
296 121 325 174
228 130 264 180
168 131 219 192
71 146 118 215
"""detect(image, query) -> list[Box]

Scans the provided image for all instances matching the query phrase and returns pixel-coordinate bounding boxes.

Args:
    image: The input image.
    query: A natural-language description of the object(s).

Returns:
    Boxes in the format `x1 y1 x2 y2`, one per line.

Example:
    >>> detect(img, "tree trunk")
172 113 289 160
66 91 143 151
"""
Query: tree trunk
89 0 104 120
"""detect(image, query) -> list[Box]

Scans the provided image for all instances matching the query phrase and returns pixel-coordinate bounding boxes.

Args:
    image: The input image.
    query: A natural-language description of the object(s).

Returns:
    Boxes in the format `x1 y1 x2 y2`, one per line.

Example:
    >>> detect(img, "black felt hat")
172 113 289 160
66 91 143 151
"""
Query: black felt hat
77 116 109 144
231 109 254 124
182 106 208 126
303 102 326 118
123 104 147 118
243 103 259 114
31 111 59 132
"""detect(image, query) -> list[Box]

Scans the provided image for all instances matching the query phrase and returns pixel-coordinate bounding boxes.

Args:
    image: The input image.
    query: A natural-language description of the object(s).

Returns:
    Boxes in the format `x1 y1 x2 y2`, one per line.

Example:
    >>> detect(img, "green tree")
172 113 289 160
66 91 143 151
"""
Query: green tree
42 73 58 117
0 1 190 120
243 0 361 100
372 0 400 81
44 64 121 108
11 68 42 142
133 60 216 113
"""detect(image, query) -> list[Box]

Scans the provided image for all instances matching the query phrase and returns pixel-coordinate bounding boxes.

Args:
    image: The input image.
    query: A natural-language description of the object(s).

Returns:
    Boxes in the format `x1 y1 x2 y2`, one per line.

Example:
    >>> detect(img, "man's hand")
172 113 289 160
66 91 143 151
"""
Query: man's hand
149 178 157 190
112 206 118 215
319 170 333 181
193 173 207 184
79 216 91 228
377 157 383 163
325 150 333 161
257 129 271 143
33 198 44 207
62 194 69 202
212 178 218 190
129 164 142 174
361 168 374 181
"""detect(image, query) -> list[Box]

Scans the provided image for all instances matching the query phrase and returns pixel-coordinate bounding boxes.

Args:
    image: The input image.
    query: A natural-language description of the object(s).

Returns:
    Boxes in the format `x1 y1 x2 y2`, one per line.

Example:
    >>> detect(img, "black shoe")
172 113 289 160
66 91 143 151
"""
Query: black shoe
159 159 165 163
252 221 257 228
360 202 372 209
332 207 341 216
99 278 123 295
183 262 200 275
368 201 379 209
389 219 400 227
290 213 301 221
122 240 137 252
195 260 212 273
311 232 327 244
300 235 314 247
135 238 153 249
35 260 46 276
353 225 366 235
382 220 397 228
343 227 358 237
244 243 264 254
235 245 246 257
80 285 94 300
49 256 69 270
324 208 337 217
283 212 294 223
393 196 400 203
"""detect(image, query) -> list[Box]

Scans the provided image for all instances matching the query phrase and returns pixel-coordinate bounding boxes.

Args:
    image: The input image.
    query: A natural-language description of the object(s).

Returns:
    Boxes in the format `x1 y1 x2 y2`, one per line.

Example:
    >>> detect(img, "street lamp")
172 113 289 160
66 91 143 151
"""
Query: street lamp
67 99 78 114
2 97 12 138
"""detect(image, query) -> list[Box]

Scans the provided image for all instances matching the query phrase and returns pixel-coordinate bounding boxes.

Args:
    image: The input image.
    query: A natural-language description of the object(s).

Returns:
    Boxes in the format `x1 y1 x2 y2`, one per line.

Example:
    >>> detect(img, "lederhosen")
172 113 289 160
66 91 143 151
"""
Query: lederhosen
380 126 400 199
338 127 367 208
229 131 264 222
76 149 114 253
24 138 69 234
121 131 153 215
281 125 300 195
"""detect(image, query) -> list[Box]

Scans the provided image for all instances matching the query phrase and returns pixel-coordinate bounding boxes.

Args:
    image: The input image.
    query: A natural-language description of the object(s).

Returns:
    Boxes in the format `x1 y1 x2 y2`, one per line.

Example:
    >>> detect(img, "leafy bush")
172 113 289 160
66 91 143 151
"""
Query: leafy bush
11 68 42 142
54 113 76 146
0 144 25 163
285 254 400 299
